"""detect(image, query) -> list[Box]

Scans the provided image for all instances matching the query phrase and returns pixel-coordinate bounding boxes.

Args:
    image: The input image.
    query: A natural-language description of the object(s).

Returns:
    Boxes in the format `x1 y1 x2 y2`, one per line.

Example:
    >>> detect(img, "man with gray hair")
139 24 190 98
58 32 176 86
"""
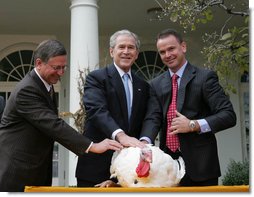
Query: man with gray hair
75 30 150 187
0 39 122 192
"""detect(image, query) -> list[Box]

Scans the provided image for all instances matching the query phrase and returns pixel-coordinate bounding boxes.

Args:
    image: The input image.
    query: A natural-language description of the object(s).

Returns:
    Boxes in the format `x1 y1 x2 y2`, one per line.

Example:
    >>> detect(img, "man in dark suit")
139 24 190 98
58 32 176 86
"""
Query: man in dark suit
75 30 150 187
140 29 236 186
0 39 122 192
0 96 5 121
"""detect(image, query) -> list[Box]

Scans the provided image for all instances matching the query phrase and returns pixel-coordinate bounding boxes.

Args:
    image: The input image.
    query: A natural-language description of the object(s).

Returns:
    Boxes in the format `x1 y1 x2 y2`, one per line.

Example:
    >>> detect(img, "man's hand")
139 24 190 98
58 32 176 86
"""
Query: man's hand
140 139 149 144
94 180 121 187
169 111 200 135
89 139 123 153
116 132 145 148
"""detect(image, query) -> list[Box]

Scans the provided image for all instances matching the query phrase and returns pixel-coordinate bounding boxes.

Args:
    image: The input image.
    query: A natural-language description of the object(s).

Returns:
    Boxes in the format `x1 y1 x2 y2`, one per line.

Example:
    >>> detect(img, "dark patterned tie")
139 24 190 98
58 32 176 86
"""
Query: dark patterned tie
166 74 180 152
49 86 54 100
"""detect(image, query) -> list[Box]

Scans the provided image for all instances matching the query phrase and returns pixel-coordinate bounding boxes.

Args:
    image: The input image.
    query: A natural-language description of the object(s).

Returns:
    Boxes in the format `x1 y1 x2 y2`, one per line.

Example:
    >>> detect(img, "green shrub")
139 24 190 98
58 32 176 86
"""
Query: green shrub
222 159 249 185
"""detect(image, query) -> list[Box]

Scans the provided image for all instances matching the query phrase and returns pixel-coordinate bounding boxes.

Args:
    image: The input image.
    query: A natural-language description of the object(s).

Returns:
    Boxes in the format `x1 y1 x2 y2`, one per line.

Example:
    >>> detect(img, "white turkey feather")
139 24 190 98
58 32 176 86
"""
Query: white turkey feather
110 144 185 187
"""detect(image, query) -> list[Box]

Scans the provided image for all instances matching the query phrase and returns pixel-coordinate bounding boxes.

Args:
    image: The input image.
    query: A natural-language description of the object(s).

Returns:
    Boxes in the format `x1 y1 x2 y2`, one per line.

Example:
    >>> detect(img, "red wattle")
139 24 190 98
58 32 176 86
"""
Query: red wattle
135 160 150 177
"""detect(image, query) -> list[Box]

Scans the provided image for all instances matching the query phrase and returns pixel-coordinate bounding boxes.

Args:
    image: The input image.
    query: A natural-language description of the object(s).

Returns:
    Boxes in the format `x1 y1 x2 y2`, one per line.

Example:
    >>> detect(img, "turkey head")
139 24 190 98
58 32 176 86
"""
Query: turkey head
135 146 152 178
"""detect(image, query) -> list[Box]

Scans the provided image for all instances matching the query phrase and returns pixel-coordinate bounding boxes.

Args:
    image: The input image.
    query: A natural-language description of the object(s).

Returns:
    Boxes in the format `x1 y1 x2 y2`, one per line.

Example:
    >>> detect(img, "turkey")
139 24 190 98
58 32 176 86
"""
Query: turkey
109 144 185 187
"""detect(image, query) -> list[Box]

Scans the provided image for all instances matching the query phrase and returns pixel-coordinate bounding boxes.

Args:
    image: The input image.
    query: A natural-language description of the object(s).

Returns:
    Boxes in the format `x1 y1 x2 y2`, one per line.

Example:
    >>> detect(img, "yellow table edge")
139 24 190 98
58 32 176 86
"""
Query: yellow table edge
24 185 249 192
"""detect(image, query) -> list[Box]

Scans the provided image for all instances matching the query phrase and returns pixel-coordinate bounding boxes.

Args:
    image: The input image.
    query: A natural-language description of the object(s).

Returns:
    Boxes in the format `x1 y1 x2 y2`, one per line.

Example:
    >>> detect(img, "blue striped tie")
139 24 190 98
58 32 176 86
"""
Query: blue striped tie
123 73 131 121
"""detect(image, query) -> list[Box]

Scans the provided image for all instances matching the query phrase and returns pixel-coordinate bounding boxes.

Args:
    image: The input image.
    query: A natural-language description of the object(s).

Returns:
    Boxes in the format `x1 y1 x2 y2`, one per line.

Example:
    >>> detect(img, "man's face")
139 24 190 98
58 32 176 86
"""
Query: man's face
110 35 139 72
36 55 67 85
157 35 187 72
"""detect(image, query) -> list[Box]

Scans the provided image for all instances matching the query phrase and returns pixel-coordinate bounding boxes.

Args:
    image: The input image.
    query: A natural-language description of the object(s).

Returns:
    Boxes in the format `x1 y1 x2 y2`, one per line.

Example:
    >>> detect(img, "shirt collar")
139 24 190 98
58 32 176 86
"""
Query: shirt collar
113 62 133 82
169 61 188 78
34 68 52 92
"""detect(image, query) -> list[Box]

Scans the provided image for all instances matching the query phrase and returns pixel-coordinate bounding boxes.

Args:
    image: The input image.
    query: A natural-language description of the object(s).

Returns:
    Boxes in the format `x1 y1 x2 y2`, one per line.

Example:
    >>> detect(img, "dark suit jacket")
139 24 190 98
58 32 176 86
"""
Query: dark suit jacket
141 63 236 182
0 96 5 121
0 69 92 192
75 64 150 184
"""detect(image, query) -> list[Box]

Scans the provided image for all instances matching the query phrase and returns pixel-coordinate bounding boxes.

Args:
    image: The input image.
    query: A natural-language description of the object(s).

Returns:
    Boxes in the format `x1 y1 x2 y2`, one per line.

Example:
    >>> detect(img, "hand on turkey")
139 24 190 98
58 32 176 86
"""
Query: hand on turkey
116 132 145 148
94 180 121 187
89 139 123 153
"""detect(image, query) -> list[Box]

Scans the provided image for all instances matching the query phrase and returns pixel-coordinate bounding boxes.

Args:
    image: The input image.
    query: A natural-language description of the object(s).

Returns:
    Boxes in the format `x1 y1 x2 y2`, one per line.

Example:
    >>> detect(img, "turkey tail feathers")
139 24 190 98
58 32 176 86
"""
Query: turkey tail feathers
177 156 186 179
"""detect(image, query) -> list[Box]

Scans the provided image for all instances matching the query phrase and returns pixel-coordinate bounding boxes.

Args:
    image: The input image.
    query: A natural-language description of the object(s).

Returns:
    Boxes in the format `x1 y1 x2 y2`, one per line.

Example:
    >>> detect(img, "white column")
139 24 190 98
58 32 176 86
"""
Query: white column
68 0 99 186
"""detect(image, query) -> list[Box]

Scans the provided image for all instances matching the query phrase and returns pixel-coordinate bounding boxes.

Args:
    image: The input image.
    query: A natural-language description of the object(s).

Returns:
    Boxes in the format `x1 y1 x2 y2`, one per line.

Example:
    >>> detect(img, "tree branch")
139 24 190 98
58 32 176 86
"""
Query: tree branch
218 3 249 16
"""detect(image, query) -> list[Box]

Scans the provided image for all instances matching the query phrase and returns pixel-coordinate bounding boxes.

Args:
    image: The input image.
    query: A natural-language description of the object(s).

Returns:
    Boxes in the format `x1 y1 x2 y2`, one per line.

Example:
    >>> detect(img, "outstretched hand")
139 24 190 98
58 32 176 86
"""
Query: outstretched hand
89 139 123 153
116 132 146 148
94 180 121 187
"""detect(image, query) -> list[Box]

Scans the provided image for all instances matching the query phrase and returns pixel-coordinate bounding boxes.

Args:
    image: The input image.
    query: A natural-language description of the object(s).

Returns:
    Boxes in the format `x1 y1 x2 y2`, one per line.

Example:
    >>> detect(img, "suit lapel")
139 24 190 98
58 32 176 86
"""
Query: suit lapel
30 69 58 112
161 72 172 117
160 64 196 115
130 73 144 126
107 65 129 125
177 63 195 112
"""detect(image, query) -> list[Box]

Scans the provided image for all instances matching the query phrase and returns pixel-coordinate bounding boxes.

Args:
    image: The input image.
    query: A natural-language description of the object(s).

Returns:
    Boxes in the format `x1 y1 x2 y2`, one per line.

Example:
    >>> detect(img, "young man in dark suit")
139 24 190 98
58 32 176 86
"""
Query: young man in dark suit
75 30 150 187
0 39 122 192
140 29 236 186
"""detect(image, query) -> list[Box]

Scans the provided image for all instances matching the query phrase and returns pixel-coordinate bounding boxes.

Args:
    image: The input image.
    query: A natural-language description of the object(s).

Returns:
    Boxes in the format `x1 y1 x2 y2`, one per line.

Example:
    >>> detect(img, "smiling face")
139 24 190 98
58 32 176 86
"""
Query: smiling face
109 34 139 72
157 35 187 73
35 55 67 85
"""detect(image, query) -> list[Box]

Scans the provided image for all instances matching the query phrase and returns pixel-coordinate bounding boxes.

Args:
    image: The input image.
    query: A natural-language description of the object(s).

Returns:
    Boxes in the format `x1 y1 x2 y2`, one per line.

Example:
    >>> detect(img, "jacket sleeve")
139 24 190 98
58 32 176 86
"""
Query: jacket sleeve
202 70 236 132
140 80 163 143
15 85 92 156
83 71 122 137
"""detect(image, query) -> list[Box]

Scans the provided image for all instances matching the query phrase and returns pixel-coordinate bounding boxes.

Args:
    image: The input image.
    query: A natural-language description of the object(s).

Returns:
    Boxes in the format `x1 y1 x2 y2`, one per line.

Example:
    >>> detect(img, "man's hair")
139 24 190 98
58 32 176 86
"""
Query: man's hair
33 39 67 64
156 29 183 44
109 29 140 50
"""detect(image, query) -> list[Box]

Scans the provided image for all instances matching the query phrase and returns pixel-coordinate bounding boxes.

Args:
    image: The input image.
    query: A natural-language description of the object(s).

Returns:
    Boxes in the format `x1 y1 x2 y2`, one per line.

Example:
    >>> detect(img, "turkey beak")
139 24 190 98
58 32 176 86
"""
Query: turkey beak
146 150 153 163
141 146 153 163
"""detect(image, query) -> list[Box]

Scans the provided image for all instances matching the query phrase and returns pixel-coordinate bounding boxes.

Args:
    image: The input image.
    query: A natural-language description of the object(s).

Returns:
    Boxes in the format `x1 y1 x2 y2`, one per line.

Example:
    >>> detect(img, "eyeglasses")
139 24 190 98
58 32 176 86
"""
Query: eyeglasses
46 64 67 71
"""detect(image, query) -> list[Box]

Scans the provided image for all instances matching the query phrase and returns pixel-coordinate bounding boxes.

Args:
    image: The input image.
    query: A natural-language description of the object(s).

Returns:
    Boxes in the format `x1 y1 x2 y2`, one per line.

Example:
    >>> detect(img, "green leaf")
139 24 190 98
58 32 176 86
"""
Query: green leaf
221 33 232 41
238 46 248 54
200 18 207 24
170 12 178 22
205 9 213 21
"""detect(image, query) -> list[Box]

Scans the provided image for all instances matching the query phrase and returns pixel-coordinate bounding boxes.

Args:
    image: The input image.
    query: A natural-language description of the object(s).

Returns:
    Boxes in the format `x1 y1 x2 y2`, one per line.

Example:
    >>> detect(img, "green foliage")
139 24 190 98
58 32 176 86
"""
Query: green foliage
201 19 249 93
222 159 249 185
156 0 249 93
158 0 215 31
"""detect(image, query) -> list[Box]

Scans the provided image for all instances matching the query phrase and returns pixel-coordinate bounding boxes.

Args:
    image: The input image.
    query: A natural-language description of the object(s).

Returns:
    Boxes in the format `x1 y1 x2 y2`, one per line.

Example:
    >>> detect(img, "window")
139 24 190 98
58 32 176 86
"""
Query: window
133 51 167 81
0 50 34 82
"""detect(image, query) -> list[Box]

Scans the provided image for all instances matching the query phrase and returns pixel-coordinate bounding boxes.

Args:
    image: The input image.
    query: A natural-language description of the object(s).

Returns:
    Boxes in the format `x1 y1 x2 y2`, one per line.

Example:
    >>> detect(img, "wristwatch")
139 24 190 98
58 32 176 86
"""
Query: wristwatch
189 120 196 131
